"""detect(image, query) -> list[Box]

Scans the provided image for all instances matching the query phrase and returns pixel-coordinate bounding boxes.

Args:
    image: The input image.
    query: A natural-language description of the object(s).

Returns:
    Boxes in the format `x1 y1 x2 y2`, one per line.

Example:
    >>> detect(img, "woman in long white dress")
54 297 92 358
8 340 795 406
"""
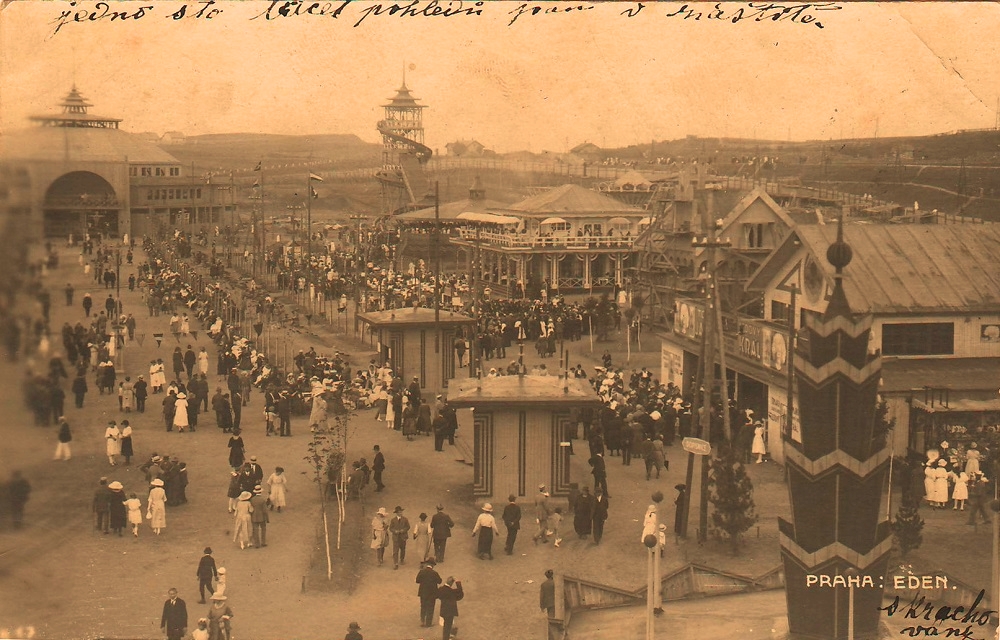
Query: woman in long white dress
751 424 767 463
173 393 190 432
105 421 121 466
197 347 210 376
412 512 433 562
266 467 288 512
147 479 167 534
965 444 982 476
950 470 969 510
233 491 253 549
932 460 951 508
924 463 937 506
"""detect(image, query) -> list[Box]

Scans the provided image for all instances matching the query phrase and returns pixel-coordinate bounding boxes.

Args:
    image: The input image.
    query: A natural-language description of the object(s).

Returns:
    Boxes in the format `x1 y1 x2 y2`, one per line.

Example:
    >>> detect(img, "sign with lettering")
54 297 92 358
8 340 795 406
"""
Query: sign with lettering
769 393 801 443
737 320 763 361
682 437 712 455
660 343 684 390
761 327 789 372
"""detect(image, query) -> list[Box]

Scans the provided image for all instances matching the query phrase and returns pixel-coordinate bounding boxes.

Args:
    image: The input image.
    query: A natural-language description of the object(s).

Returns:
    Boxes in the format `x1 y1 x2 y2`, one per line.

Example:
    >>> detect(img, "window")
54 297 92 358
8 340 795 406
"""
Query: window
771 299 789 323
881 322 954 356
146 190 153 201
182 189 189 200
170 167 180 177
744 223 766 248
155 167 165 177
196 188 203 199
141 167 152 177
168 189 174 200
129 167 137 177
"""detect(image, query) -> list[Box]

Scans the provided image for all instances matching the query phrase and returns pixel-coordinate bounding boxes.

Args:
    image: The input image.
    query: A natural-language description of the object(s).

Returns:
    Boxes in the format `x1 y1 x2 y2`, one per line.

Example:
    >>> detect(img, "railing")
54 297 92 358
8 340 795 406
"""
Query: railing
44 196 120 208
456 228 635 249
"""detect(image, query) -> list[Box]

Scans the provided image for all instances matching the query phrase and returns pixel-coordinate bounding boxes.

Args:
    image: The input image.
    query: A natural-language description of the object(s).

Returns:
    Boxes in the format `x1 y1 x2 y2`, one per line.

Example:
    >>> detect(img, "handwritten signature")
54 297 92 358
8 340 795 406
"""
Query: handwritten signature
879 589 997 640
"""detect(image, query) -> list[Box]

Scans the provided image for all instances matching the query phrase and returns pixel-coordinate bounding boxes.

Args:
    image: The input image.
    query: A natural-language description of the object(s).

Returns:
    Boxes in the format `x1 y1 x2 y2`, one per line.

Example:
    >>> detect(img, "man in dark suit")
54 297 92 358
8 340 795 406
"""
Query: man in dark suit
250 485 270 548
430 505 454 563
437 577 463 640
415 560 442 627
589 452 609 497
592 487 610 544
501 494 522 555
372 445 386 491
195 548 217 603
247 456 264 487
160 588 188 640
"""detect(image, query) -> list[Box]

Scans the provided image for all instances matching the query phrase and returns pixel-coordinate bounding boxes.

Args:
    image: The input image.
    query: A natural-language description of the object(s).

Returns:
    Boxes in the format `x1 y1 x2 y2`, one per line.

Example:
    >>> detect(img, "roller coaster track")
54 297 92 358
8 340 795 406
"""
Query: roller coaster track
375 120 433 207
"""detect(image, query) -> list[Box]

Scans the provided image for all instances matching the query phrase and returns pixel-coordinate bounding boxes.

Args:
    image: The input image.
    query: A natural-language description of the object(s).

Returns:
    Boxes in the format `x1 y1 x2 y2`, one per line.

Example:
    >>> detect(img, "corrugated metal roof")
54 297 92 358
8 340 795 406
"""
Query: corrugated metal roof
501 184 640 215
395 198 511 222
882 357 1000 393
795 224 1000 313
0 127 180 164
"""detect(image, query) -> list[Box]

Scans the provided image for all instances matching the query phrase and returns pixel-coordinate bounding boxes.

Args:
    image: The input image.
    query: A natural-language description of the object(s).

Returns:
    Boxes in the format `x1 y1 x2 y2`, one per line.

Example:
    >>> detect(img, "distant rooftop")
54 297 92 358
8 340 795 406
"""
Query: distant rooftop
357 307 474 327
29 86 122 129
447 375 601 407
383 81 425 109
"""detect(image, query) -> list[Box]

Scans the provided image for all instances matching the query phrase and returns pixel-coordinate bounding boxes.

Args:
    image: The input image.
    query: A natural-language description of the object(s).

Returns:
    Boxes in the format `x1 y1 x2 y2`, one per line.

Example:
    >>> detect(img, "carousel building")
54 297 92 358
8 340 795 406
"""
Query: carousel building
0 87 236 241
450 183 646 298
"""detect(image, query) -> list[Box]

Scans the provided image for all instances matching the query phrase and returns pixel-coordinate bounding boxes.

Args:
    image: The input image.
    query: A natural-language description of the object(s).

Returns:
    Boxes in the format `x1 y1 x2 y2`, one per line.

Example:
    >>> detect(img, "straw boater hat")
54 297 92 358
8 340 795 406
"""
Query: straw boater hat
253 485 263 494
210 594 227 601
108 481 123 490
238 491 253 501
150 479 164 487
376 507 388 516
177 393 186 399
482 503 493 513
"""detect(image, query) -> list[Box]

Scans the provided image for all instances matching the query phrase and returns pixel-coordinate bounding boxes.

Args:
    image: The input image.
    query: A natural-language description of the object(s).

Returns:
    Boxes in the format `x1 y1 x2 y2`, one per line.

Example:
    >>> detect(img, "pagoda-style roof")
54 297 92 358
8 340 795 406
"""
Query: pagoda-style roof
382 82 425 109
499 184 641 216
29 86 122 129
446 375 601 407
357 307 475 328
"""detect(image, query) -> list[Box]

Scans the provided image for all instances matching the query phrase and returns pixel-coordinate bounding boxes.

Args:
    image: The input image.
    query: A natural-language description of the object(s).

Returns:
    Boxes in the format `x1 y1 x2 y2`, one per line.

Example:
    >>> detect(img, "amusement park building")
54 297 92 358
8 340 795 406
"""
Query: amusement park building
661 222 1000 465
0 87 236 241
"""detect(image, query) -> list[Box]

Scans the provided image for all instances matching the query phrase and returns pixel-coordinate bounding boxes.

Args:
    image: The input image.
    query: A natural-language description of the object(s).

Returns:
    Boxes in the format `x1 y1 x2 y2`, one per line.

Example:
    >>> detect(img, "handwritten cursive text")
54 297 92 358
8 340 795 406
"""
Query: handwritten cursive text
664 2 841 29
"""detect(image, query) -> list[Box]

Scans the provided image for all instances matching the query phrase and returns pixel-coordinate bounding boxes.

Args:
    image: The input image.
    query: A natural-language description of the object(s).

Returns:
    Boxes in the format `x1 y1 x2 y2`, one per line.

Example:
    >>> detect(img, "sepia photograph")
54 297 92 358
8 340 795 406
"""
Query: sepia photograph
2 1 1000 639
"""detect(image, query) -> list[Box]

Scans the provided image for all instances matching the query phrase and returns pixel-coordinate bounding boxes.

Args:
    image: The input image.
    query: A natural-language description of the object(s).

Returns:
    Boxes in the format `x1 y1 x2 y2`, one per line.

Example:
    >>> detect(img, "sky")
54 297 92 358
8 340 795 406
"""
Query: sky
2 1 1000 154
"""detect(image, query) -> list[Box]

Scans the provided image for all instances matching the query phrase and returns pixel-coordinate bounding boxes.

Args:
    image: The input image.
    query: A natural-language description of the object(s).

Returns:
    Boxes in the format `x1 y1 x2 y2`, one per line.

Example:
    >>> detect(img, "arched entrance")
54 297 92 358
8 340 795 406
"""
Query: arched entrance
44 171 120 239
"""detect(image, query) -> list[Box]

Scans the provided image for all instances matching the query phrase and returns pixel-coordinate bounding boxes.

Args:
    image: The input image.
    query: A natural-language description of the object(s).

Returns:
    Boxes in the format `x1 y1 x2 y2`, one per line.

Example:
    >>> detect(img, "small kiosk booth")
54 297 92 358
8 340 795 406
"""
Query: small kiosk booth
356 307 475 396
446 375 600 500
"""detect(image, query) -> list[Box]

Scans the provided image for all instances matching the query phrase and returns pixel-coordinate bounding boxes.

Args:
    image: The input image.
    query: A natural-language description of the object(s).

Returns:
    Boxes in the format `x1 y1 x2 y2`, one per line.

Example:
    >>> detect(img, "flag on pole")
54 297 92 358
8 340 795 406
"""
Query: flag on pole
254 161 262 171
309 172 324 182
310 186 319 199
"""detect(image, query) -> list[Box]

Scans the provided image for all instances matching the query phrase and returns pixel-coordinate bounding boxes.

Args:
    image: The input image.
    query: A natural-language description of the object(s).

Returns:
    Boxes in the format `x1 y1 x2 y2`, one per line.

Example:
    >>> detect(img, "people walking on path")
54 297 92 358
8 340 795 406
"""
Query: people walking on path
412 512 433 562
160 588 188 640
415 559 442 628
437 577 463 640
371 507 389 566
54 417 72 460
389 505 410 569
196 548 218 603
250 485 269 548
472 503 500 560
233 491 253 549
502 495 521 555
266 467 288 512
430 505 454 563
148 478 167 535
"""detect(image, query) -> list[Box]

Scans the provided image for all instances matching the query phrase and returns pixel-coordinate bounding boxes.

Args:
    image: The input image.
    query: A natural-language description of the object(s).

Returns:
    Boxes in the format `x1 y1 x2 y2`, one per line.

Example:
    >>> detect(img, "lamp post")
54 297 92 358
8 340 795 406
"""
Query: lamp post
641 491 665 640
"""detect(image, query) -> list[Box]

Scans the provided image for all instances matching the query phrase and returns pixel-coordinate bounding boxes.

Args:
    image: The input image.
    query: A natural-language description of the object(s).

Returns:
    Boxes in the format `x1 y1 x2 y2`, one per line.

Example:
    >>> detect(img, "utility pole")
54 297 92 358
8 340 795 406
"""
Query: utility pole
434 181 441 353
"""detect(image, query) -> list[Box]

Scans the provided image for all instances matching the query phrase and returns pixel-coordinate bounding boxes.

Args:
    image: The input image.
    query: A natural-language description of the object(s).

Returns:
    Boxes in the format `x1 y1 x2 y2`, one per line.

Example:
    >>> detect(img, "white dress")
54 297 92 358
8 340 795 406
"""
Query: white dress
267 472 288 508
951 472 969 501
965 450 981 476
924 466 936 502
105 426 121 457
126 497 143 525
751 426 767 455
173 397 189 428
147 487 167 529
197 351 210 375
932 467 950 504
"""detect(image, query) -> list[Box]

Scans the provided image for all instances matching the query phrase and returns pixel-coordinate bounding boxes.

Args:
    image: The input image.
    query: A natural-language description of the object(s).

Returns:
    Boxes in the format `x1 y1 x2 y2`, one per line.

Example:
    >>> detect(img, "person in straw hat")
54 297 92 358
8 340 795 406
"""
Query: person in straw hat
233 491 254 549
173 392 190 432
389 506 410 569
147 478 167 535
371 507 389 566
472 503 501 560
344 621 363 640
206 593 234 640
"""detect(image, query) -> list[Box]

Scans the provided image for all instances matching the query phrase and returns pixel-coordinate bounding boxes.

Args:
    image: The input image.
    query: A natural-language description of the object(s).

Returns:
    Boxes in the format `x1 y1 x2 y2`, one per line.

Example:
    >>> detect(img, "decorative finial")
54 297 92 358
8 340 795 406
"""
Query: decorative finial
826 213 852 274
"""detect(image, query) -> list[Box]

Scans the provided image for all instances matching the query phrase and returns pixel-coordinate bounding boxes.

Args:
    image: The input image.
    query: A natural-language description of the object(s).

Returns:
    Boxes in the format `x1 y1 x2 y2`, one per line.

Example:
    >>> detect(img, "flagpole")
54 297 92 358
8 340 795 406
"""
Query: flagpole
259 161 264 280
306 172 312 268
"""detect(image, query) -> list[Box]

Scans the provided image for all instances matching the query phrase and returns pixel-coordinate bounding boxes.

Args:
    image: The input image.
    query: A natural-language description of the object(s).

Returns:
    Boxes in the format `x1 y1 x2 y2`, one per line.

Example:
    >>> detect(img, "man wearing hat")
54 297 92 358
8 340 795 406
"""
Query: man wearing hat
247 456 264 487
389 506 411 569
436 576 464 640
93 477 112 534
372 445 385 492
501 495 522 556
250 485 270 548
430 505 454 563
415 559 442 627
344 621 363 640
196 547 218 603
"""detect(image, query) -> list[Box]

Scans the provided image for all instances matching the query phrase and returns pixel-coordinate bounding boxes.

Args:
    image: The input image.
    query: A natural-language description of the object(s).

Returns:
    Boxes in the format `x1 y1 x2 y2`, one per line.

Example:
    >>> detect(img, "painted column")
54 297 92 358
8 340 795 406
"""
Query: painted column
582 253 591 289
780 220 889 640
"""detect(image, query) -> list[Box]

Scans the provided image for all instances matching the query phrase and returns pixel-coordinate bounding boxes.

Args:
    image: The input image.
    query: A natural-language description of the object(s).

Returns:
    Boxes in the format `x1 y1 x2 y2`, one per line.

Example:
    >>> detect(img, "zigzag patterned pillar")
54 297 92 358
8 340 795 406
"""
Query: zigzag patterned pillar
780 221 891 639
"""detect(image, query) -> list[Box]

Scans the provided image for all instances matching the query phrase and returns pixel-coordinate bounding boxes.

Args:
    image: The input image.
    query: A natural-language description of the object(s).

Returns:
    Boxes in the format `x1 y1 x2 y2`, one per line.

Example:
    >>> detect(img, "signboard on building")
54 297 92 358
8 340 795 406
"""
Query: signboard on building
674 300 703 341
769 393 801 443
761 327 789 372
737 320 763 361
660 343 684 389
981 324 1000 343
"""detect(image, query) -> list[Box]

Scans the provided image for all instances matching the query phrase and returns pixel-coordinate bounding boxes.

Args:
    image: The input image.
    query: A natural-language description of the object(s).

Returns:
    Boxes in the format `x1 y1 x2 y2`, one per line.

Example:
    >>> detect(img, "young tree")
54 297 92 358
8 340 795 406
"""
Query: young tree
891 504 924 558
708 446 758 554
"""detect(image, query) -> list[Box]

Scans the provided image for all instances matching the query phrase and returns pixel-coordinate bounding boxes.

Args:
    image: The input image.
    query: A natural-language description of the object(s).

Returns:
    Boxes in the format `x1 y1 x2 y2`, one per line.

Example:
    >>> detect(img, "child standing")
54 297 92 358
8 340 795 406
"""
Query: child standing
951 470 969 510
125 492 143 537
